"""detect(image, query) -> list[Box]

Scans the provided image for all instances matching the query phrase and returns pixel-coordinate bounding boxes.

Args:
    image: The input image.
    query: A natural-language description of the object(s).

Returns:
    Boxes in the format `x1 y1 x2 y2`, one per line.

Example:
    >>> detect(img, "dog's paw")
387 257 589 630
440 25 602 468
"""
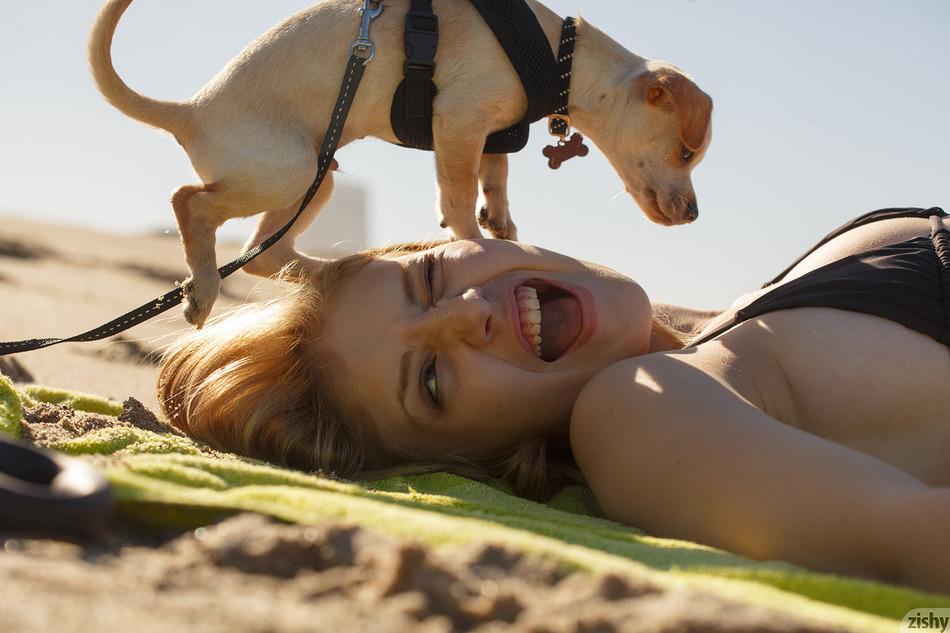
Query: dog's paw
478 206 518 241
477 206 490 228
180 275 221 328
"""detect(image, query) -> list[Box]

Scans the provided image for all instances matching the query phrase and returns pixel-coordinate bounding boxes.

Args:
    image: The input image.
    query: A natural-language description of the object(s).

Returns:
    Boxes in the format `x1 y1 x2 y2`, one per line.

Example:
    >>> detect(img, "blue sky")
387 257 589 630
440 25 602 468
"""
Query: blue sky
1 1 947 308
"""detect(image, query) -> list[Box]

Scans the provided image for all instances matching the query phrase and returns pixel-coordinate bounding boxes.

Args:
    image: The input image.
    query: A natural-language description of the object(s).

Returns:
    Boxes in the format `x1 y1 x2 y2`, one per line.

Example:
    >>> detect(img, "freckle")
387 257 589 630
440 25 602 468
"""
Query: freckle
599 93 606 102
637 161 645 169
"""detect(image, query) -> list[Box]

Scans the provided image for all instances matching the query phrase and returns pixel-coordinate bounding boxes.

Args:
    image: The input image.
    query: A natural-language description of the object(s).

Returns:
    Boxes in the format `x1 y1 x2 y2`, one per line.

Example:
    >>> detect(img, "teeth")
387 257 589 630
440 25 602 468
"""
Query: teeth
516 284 543 358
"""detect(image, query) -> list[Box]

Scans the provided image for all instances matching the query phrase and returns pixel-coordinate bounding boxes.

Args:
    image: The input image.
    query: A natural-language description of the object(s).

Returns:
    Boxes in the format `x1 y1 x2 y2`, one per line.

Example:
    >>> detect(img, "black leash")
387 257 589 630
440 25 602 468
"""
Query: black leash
0 6 381 358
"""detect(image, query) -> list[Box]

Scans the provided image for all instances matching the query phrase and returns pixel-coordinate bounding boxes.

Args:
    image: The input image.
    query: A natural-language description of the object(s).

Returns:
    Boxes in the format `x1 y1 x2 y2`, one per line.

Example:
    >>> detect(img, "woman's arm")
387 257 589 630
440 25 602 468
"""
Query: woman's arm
570 353 950 593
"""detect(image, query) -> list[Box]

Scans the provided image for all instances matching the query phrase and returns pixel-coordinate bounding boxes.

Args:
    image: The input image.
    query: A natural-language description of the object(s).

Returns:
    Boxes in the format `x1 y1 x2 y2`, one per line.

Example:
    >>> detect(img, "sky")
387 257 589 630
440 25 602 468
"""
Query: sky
1 0 948 309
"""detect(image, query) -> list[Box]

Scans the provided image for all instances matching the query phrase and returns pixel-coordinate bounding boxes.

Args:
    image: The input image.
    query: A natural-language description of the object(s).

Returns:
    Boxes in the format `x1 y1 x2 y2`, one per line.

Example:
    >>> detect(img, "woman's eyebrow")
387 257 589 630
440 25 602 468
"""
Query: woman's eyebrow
397 349 422 429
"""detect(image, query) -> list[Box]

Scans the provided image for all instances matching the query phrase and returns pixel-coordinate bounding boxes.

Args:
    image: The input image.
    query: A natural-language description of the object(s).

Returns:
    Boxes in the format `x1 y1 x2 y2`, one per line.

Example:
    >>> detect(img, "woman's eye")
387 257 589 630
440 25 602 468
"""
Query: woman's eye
423 358 440 407
681 146 695 162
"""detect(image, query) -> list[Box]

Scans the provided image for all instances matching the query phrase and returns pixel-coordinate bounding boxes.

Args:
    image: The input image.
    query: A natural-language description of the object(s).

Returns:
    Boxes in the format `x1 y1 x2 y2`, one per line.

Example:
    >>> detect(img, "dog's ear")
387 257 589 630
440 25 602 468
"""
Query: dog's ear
639 68 712 151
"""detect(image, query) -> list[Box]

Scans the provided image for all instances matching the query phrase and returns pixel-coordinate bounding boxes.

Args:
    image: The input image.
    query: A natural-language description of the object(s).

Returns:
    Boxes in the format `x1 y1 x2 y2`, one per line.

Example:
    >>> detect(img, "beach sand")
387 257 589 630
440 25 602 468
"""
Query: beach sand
0 215 277 411
0 217 842 632
2 512 839 633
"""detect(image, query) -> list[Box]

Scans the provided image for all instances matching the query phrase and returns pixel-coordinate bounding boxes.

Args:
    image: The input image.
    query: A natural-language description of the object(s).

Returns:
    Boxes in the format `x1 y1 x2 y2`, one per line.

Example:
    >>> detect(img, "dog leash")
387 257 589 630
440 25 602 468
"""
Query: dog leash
0 1 383 358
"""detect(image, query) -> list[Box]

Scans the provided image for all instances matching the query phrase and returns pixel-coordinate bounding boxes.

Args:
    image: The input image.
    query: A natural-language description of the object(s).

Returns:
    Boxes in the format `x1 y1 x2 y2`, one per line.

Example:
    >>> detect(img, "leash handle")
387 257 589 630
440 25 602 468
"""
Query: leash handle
0 55 369 357
0 436 113 538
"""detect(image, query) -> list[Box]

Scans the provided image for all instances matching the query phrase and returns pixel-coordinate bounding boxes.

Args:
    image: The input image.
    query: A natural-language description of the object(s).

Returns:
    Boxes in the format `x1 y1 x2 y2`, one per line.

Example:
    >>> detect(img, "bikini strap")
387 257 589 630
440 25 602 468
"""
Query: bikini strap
929 213 950 335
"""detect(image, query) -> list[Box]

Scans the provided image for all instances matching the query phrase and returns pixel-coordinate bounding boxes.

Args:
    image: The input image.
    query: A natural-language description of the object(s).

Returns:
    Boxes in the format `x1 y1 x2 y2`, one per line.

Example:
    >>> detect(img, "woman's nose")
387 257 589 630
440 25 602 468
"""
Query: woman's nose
424 288 493 347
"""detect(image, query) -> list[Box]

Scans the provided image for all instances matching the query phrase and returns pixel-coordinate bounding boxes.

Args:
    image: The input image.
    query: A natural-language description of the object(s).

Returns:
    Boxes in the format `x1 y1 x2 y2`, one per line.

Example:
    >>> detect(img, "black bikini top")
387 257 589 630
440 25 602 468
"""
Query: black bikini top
690 206 950 347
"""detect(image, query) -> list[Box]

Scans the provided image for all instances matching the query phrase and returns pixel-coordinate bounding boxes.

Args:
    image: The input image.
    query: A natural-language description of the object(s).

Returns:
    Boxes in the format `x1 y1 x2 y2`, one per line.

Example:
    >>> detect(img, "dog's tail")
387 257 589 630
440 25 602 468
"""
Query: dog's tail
88 0 191 136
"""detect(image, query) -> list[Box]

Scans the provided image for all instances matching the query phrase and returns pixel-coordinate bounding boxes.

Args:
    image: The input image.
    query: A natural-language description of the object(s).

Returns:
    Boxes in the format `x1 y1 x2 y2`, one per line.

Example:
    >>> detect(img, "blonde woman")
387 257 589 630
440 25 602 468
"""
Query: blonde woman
160 206 950 594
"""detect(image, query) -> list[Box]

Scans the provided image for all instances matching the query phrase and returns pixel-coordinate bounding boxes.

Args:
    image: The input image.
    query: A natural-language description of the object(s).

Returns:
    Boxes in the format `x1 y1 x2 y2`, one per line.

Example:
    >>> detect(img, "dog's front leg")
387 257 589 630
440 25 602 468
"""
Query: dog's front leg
477 153 517 240
433 121 485 239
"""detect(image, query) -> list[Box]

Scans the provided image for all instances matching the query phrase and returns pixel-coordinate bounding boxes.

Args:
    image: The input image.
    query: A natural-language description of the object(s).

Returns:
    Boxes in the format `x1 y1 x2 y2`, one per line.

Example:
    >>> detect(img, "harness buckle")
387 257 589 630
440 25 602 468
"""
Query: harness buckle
404 11 439 78
404 58 436 79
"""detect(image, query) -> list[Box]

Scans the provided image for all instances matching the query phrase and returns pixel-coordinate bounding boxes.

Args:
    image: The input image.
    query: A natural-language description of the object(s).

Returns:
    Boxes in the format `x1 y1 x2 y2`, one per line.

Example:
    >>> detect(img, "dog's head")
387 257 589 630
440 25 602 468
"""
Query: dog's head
596 61 712 226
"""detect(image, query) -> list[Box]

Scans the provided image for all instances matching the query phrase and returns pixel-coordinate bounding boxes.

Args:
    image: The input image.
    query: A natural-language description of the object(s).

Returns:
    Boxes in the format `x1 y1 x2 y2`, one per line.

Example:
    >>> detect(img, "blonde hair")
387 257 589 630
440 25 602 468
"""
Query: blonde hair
158 244 690 500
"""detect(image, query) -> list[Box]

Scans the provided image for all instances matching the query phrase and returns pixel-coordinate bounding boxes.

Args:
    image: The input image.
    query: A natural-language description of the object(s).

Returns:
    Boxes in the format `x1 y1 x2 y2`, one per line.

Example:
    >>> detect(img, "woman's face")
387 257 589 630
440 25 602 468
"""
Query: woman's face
312 239 652 459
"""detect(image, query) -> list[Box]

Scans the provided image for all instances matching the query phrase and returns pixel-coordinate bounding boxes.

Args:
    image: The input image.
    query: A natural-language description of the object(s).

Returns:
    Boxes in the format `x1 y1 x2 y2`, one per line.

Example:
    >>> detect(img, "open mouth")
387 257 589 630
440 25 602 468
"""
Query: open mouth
514 280 583 362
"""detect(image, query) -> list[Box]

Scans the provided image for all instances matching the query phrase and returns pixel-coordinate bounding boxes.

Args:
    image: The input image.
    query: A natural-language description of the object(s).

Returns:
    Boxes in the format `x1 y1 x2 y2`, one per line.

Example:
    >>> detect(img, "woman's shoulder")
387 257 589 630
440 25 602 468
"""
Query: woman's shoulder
569 347 760 440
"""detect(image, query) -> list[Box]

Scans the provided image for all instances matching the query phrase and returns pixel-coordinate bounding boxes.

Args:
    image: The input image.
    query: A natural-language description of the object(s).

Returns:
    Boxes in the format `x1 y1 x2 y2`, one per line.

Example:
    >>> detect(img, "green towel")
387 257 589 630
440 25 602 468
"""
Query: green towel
1 374 945 630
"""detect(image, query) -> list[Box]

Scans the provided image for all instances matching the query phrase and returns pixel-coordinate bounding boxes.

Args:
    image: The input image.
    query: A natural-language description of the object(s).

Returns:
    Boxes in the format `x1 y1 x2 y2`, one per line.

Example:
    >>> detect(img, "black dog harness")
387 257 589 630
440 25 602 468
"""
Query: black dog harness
391 0 577 153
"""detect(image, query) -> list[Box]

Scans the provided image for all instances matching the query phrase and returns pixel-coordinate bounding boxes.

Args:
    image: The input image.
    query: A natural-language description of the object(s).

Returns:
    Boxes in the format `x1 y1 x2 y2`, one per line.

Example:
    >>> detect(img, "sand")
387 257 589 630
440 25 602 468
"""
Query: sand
0 215 277 411
3 510 847 633
0 514 856 633
0 218 845 632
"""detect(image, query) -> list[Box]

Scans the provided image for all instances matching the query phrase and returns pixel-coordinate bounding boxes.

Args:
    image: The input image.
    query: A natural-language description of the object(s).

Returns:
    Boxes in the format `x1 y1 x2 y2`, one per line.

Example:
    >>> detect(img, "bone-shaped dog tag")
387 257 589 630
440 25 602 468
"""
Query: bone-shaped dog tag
543 133 590 170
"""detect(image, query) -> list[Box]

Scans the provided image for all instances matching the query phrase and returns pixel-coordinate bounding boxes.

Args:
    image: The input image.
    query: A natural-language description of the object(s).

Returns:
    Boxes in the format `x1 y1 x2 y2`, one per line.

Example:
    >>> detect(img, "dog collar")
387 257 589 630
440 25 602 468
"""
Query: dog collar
548 17 577 139
542 16 590 169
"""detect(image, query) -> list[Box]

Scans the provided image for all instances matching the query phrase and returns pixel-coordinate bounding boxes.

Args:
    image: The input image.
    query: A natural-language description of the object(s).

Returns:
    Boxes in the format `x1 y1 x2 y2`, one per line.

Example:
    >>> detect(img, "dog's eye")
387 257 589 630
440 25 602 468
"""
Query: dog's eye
680 146 695 162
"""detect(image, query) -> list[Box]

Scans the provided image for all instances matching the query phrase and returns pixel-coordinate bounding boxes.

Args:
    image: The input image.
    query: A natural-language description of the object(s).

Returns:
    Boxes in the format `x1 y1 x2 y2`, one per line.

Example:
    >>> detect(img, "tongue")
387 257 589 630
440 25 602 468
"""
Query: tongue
539 295 582 362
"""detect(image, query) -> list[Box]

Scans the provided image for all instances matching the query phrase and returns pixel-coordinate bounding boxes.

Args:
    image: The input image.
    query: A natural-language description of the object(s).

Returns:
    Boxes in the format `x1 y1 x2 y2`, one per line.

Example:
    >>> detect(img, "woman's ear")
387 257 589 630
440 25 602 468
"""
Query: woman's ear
637 67 713 151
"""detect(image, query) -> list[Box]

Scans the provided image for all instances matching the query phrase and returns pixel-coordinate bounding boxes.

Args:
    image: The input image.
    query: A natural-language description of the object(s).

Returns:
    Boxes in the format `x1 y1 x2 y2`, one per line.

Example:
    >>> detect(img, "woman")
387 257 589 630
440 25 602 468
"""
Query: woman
159 206 950 593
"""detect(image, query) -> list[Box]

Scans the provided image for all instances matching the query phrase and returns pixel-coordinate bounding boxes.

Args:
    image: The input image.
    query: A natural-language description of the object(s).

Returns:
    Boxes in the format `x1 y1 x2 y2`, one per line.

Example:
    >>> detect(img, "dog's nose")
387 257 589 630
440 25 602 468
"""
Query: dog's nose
683 200 699 223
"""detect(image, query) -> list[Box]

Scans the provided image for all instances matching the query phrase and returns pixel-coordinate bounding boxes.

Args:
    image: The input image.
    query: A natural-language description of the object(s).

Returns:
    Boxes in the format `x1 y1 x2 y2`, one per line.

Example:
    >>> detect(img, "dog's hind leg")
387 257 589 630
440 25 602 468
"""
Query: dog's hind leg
171 149 317 326
432 118 486 240
172 184 225 328
476 153 517 241
241 165 336 281
175 184 301 327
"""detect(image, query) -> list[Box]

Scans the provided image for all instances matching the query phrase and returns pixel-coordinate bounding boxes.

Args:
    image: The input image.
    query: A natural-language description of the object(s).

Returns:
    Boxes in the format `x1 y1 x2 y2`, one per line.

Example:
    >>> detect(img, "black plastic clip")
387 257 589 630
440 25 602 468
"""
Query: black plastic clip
404 11 439 79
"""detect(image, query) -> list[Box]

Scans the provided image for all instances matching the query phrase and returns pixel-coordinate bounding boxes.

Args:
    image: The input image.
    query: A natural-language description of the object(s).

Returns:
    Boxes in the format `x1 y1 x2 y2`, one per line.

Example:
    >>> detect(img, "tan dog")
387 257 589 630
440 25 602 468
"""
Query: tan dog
89 0 712 327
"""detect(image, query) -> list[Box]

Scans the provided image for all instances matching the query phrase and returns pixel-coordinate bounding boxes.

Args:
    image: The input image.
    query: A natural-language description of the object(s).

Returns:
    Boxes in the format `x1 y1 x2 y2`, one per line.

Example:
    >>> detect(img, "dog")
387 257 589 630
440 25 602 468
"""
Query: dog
89 0 713 327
